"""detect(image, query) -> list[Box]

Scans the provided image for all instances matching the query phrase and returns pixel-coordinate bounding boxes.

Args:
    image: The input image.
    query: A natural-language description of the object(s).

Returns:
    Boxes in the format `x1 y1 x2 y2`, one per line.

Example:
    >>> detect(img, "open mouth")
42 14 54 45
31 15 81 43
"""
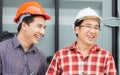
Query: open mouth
35 34 41 41
87 35 95 41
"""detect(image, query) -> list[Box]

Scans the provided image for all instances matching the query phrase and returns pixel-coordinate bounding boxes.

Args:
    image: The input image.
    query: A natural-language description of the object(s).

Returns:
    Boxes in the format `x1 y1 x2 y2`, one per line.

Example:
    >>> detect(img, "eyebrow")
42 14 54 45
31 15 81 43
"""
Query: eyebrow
37 24 46 28
84 23 99 26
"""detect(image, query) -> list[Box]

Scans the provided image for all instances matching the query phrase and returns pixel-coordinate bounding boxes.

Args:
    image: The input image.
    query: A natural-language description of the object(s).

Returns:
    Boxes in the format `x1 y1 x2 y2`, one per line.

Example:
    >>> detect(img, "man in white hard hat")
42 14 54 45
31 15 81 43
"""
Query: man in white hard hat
46 7 117 75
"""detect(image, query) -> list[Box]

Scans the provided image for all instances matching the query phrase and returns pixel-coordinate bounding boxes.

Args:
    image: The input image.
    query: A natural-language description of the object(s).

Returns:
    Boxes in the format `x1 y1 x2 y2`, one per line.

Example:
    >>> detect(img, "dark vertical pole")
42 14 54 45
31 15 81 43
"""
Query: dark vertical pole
112 27 118 71
54 0 59 52
112 0 118 17
0 0 3 42
112 0 119 73
0 0 3 32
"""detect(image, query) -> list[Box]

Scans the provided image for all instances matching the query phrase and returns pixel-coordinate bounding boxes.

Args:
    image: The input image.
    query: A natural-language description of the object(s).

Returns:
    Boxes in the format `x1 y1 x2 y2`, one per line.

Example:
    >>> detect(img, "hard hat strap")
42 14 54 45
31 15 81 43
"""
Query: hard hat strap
18 14 31 25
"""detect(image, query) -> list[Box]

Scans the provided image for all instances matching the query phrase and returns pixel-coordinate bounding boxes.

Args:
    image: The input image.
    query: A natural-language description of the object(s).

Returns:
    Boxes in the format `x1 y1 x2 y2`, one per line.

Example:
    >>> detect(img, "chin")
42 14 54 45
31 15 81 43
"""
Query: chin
86 41 94 45
88 42 94 45
35 42 39 44
33 41 39 44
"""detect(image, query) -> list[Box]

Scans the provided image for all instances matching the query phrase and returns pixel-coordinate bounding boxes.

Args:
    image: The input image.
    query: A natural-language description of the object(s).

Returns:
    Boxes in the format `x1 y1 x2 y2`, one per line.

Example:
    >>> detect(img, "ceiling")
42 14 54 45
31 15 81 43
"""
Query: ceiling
3 0 54 8
3 0 102 9
60 0 102 9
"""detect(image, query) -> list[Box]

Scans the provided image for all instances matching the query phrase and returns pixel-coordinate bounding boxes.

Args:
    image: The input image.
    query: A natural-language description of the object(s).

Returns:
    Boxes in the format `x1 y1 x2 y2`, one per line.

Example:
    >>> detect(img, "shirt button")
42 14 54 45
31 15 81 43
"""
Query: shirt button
23 61 28 66
30 72 34 75
82 72 84 74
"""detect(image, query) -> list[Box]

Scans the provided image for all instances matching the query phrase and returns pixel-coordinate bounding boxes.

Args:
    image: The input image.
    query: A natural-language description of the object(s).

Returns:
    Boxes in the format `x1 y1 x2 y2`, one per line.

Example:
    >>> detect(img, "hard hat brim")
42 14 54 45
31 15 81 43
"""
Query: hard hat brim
14 14 51 23
80 16 101 23
43 14 51 20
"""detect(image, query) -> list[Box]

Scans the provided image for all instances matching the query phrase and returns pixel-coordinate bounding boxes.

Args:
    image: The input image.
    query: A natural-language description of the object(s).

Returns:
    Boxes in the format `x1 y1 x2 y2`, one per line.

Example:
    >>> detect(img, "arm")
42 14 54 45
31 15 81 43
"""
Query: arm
45 52 61 75
104 54 117 75
0 43 3 75
0 56 2 75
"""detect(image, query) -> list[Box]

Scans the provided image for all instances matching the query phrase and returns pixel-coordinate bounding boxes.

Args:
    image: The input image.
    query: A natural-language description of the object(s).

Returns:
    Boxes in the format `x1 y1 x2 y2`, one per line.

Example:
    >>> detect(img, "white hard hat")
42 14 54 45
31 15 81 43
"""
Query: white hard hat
75 7 101 22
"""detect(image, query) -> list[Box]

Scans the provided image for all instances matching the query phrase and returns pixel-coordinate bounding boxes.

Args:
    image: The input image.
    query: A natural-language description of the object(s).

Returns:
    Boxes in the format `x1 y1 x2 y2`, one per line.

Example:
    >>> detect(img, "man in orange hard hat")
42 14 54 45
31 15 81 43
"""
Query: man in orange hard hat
0 1 50 75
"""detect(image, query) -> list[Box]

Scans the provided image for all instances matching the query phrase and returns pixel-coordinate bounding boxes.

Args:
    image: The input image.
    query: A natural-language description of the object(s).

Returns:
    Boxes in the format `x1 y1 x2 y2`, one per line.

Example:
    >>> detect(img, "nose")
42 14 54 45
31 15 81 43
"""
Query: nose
39 27 45 36
89 27 96 33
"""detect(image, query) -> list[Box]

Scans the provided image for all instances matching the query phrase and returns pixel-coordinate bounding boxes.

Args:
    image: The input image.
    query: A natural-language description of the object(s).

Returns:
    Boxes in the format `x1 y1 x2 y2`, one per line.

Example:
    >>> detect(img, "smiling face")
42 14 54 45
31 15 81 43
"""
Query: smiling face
23 16 46 45
75 18 100 46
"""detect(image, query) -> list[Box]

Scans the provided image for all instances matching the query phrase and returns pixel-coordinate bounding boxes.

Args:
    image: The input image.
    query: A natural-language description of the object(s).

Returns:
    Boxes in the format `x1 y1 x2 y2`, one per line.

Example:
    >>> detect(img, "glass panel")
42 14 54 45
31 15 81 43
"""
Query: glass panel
59 0 112 53
3 0 55 57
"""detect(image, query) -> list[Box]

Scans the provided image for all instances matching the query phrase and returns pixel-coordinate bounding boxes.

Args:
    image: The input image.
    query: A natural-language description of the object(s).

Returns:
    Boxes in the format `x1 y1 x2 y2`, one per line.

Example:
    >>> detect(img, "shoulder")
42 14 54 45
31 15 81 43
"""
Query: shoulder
98 48 114 59
53 46 72 58
99 48 112 55
94 44 112 55
0 39 12 49
0 39 11 44
0 39 13 56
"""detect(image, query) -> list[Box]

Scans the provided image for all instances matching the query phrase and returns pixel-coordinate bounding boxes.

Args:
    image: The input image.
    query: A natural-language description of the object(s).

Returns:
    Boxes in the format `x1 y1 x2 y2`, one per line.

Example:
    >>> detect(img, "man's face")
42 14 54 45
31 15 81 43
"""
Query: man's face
75 18 100 45
24 16 46 45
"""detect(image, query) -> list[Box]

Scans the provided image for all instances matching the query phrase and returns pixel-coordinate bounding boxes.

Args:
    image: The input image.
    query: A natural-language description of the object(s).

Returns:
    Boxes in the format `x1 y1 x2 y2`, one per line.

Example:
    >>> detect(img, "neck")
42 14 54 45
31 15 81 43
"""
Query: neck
17 33 31 52
76 41 93 52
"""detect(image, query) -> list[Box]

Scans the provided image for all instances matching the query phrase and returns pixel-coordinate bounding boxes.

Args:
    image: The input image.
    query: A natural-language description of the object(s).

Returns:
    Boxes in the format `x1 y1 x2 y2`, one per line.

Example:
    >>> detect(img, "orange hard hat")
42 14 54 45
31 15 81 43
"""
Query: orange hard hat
14 1 51 23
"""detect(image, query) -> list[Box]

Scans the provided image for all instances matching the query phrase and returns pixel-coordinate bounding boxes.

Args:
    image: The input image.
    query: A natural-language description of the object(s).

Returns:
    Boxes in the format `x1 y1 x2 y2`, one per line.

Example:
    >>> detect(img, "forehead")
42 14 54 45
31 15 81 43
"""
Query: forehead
82 16 101 23
82 18 99 25
32 16 46 25
33 16 46 21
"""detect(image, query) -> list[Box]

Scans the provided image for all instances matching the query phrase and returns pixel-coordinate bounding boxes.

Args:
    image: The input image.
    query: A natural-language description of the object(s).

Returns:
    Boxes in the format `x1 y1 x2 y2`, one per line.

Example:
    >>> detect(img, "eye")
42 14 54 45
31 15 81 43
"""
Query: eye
38 25 42 28
44 26 46 29
94 25 100 30
85 25 91 28
95 26 99 29
37 24 43 28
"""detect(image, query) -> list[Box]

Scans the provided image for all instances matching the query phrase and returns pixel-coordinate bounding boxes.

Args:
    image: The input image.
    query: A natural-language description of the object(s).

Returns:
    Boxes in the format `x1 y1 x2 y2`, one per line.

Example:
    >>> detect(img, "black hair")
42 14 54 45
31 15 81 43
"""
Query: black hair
74 19 84 28
17 15 45 32
74 19 84 36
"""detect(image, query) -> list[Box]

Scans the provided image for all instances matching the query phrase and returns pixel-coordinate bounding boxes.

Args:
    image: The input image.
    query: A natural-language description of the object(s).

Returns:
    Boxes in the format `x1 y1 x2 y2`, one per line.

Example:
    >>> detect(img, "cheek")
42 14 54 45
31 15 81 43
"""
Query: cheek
96 32 99 37
25 28 36 36
29 27 37 32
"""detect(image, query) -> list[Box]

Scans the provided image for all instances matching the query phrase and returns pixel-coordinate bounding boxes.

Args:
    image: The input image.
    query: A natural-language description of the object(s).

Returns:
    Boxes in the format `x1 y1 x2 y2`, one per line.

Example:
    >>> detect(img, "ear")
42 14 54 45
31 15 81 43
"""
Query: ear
21 22 28 30
74 26 79 34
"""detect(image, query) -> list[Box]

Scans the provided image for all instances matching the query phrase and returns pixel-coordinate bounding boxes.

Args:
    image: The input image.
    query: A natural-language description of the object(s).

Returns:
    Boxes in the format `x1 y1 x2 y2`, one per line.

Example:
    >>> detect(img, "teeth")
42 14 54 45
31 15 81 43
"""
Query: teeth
88 35 95 39
37 36 40 38
35 35 40 39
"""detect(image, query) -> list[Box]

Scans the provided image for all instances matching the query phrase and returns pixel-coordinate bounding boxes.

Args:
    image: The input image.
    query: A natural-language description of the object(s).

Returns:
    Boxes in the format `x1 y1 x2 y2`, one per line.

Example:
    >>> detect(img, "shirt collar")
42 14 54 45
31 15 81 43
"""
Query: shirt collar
69 42 100 52
90 44 100 52
12 35 36 53
12 35 20 48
